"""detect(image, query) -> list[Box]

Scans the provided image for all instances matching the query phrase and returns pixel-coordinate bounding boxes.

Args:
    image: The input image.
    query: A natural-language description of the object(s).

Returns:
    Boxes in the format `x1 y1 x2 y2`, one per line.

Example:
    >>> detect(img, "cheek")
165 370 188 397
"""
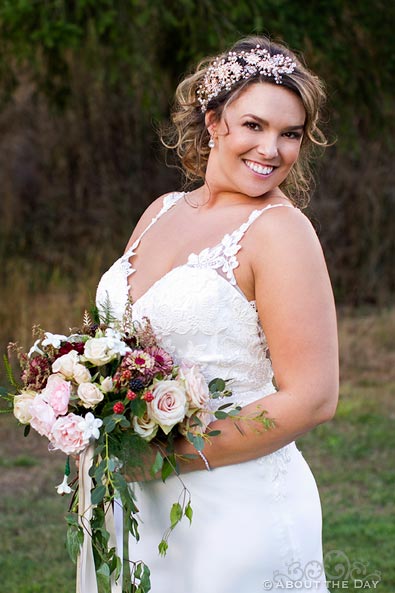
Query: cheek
283 143 302 165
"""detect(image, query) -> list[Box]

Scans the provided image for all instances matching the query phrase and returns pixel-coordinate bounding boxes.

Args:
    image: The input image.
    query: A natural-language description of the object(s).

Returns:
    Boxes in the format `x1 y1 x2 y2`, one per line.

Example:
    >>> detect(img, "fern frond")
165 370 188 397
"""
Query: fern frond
3 354 18 388
83 310 93 327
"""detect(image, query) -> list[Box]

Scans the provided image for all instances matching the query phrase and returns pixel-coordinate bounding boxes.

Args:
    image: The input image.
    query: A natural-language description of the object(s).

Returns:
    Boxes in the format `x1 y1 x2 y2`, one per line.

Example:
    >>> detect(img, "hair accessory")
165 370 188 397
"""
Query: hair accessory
197 44 297 112
208 136 215 149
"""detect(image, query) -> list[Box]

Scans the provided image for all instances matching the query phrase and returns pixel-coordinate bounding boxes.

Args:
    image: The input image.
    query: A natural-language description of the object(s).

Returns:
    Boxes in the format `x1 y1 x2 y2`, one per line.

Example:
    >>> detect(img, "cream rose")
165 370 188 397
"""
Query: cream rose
83 337 117 366
13 390 36 424
147 380 187 435
73 363 92 384
77 382 104 408
52 350 79 379
132 411 159 441
100 376 114 393
178 364 210 414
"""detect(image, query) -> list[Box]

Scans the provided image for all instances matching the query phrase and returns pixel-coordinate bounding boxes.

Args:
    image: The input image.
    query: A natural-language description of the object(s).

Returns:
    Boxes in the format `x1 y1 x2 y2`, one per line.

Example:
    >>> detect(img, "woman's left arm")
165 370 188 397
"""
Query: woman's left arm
176 206 339 470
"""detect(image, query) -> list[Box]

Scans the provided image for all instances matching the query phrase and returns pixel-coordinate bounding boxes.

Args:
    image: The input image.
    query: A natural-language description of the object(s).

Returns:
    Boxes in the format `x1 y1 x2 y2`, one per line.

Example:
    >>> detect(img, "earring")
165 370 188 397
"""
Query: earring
208 136 215 149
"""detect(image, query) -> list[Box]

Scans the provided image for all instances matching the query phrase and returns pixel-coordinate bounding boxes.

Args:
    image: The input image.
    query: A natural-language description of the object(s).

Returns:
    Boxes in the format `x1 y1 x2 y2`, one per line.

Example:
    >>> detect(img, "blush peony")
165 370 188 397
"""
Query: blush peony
29 394 57 438
41 374 71 416
51 413 89 454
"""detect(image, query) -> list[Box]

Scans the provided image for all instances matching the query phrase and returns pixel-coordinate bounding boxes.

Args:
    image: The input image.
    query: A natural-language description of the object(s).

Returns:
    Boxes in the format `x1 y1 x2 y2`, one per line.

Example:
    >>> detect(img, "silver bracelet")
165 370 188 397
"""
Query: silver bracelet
197 449 211 471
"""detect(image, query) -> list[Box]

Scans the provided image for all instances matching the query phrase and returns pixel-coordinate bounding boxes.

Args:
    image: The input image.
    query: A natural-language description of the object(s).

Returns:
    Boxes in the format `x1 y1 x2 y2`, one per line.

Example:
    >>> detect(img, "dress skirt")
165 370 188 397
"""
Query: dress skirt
129 442 329 593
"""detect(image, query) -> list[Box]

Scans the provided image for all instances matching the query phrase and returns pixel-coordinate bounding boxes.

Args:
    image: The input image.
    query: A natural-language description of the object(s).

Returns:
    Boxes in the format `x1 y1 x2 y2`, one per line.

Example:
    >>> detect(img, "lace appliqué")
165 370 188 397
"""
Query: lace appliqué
256 443 293 502
187 203 293 286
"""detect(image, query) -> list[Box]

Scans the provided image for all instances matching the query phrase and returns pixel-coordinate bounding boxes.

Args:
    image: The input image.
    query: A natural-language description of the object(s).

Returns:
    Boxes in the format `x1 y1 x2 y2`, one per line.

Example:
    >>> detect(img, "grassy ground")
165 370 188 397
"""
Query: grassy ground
0 307 394 592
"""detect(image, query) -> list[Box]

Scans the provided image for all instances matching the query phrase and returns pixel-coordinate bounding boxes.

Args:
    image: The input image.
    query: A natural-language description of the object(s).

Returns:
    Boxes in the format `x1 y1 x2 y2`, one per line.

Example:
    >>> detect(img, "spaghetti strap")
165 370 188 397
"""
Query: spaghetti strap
124 192 184 258
187 202 294 287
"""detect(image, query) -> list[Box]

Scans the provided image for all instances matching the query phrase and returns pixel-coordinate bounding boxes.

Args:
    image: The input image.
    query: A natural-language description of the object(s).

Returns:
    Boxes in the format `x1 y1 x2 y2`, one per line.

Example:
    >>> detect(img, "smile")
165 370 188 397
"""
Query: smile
244 160 275 176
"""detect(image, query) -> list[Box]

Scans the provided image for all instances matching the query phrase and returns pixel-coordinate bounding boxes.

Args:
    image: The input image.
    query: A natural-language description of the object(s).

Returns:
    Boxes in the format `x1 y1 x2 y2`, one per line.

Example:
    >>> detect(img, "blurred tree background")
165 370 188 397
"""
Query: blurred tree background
0 0 394 358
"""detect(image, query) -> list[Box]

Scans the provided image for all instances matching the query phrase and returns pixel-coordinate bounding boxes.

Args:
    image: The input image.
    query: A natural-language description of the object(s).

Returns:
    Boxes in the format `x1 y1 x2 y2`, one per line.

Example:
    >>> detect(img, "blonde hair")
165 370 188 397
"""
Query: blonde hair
162 36 327 208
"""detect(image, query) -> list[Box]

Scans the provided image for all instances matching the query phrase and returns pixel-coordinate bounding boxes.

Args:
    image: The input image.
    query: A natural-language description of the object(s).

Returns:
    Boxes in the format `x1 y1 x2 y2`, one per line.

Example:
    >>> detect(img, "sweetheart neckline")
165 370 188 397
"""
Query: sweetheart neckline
128 264 257 311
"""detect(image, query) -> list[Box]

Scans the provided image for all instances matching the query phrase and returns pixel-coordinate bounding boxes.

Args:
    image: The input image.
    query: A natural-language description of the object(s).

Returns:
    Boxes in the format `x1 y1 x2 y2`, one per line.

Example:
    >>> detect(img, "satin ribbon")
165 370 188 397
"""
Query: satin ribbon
76 445 123 593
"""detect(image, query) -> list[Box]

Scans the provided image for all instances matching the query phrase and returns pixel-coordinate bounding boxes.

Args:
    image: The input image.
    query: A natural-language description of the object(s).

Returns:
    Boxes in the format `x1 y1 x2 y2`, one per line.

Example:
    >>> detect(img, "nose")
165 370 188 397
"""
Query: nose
257 133 278 160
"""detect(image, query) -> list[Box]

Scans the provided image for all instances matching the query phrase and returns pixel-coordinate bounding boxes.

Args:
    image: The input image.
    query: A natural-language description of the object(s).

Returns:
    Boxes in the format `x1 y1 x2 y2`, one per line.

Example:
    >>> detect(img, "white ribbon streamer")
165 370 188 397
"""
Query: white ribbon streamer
76 444 98 593
76 446 123 593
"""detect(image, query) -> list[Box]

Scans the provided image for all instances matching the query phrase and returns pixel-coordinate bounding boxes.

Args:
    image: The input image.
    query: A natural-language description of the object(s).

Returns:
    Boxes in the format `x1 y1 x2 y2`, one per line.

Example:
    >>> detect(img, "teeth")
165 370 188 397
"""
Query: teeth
245 160 274 175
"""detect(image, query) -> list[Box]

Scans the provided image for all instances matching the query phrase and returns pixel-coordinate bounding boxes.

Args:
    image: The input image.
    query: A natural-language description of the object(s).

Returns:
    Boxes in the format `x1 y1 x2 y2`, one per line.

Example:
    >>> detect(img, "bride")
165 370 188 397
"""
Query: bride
96 35 339 593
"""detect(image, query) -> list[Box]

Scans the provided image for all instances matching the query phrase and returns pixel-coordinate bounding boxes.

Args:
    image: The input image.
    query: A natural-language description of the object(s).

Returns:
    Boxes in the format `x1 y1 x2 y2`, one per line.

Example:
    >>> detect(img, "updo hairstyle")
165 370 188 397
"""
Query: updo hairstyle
162 36 327 208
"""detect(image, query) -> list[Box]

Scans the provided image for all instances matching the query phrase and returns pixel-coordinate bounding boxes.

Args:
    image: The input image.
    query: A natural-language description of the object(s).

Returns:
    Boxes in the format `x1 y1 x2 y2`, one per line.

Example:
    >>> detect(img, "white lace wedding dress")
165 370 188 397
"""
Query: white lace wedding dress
96 191 329 593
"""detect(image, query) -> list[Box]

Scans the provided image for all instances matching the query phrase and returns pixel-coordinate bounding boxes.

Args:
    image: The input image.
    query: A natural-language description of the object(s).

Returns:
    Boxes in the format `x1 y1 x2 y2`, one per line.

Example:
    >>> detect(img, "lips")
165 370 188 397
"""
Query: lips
244 159 276 176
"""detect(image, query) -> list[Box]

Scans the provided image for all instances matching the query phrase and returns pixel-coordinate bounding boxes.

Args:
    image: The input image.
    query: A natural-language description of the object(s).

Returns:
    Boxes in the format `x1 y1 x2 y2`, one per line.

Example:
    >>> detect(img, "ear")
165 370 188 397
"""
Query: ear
204 110 218 136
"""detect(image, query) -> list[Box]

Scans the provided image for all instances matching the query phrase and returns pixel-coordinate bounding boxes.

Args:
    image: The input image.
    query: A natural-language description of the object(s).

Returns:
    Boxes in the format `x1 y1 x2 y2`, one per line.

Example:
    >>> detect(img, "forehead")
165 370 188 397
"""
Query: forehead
226 82 305 124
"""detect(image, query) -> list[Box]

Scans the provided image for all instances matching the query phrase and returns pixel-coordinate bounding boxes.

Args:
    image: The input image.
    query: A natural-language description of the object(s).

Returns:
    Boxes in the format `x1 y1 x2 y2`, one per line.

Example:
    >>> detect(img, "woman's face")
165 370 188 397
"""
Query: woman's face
206 82 306 198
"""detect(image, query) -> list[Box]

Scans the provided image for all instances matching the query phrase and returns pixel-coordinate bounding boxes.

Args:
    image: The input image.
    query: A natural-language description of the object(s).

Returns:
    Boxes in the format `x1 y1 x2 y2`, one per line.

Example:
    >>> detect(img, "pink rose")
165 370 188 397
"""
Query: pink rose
42 374 71 416
51 413 89 455
178 364 210 415
147 380 187 435
29 394 57 438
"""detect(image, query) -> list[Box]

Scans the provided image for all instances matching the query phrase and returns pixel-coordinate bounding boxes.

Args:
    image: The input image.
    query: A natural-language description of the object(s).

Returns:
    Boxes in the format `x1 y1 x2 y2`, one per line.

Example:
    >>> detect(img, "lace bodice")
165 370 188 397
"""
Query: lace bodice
96 191 293 408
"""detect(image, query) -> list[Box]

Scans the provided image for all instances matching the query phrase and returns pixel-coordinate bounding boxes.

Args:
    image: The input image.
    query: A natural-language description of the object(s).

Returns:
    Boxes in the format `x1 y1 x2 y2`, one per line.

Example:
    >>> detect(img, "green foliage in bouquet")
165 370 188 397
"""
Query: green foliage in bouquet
1 303 272 593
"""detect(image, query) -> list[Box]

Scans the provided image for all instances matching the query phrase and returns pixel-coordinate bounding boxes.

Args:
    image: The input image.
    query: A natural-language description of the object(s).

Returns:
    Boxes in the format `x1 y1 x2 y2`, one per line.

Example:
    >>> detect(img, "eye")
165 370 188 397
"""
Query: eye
243 121 261 131
282 131 303 139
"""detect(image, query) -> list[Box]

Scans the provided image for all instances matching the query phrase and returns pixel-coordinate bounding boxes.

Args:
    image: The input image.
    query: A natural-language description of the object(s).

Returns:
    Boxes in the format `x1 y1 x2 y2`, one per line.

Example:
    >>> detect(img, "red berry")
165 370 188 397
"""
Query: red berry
127 390 137 400
143 391 154 402
113 402 125 414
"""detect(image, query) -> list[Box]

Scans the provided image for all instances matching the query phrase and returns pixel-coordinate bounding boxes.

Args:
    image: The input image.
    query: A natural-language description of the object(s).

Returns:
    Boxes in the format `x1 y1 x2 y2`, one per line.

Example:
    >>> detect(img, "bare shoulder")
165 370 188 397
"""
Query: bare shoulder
246 205 324 270
123 192 173 253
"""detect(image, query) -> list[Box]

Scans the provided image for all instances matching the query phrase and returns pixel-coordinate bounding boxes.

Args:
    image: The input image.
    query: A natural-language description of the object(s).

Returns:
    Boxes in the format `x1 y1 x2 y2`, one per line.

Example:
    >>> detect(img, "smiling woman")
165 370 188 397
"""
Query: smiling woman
95 35 338 593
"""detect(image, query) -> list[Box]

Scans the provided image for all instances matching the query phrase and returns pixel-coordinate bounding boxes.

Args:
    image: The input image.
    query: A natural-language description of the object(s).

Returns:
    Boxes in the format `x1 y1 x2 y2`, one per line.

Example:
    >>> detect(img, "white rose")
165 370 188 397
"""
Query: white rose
73 363 92 384
83 337 117 366
52 350 79 379
147 380 187 435
178 364 210 414
77 382 104 408
100 376 114 393
13 390 36 424
132 411 158 441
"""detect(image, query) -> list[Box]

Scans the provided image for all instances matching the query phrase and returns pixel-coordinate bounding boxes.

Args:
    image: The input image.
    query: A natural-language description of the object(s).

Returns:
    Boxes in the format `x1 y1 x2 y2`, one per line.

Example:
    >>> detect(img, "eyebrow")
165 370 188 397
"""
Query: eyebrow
243 113 305 130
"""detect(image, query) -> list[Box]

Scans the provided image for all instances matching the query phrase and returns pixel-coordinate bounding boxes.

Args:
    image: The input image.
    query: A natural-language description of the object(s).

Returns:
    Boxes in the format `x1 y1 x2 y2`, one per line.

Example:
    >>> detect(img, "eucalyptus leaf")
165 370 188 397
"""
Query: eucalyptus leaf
151 451 163 476
207 429 221 437
66 525 83 564
184 501 193 524
161 457 175 482
91 484 106 505
158 540 168 556
170 502 182 528
97 562 111 577
208 377 226 393
214 410 228 420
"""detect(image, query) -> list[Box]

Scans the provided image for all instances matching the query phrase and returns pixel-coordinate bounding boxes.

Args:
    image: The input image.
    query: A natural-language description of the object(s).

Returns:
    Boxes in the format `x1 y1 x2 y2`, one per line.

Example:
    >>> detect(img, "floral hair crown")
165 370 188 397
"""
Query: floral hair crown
197 44 297 113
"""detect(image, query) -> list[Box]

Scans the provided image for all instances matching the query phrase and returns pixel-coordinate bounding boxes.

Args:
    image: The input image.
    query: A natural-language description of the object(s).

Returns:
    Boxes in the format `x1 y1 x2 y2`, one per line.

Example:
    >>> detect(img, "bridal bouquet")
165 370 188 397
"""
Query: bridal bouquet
2 309 237 593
